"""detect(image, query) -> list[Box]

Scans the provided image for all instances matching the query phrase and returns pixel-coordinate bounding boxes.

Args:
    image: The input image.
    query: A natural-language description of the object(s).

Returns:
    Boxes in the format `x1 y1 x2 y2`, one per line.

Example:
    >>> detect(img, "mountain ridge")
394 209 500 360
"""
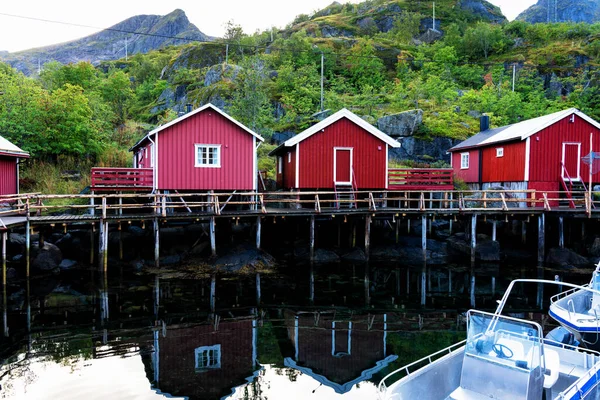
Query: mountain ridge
0 9 211 75
517 0 600 23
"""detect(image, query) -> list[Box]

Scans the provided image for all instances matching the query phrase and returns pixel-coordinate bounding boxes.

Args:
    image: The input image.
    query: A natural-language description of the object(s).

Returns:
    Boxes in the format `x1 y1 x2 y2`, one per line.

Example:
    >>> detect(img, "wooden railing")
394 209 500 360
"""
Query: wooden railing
0 189 599 219
91 168 153 191
388 168 454 190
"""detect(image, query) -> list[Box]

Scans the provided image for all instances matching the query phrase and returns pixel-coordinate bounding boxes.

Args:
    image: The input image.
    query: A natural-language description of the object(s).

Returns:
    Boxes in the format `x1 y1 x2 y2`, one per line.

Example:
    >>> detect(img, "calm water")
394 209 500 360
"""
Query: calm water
0 260 593 399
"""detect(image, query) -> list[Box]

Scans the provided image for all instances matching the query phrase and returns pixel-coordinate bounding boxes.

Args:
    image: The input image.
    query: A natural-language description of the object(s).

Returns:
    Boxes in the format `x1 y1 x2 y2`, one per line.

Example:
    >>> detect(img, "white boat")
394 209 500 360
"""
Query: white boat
549 263 600 349
378 280 600 400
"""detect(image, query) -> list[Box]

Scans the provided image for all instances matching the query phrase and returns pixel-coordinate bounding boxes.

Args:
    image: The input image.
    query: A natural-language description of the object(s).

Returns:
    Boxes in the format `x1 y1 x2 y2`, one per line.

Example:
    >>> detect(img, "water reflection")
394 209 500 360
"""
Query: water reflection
0 259 591 399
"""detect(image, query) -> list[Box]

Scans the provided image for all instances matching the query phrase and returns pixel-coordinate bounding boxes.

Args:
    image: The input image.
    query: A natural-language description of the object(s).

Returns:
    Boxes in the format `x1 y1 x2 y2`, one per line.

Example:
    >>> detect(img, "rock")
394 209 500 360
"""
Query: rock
128 226 146 237
160 255 182 265
321 25 354 37
213 245 277 272
9 233 26 247
589 237 600 257
312 249 340 263
517 0 600 24
31 242 62 272
459 0 506 24
468 110 482 118
130 259 145 271
311 109 332 121
546 247 589 267
377 109 423 138
371 246 401 259
390 136 461 163
418 28 443 44
58 259 78 270
7 268 17 280
341 248 368 262
446 235 500 262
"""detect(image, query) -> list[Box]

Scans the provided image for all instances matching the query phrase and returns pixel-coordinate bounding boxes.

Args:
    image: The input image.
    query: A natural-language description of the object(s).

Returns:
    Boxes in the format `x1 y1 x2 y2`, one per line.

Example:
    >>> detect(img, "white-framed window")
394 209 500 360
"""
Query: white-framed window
195 144 221 168
332 321 352 357
460 152 469 169
278 157 282 174
496 148 504 158
194 344 221 371
287 152 291 163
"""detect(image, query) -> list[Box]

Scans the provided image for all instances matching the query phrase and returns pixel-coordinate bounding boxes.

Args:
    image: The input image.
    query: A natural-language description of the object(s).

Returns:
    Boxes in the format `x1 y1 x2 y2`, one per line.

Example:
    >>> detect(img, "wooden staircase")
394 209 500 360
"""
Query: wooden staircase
335 184 355 209
560 180 586 208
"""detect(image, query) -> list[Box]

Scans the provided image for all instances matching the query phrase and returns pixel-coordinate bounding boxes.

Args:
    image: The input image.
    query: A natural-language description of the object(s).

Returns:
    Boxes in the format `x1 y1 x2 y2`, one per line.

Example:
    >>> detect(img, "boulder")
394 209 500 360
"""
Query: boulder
546 248 589 267
377 109 423 137
590 237 600 257
390 136 460 163
31 242 62 272
446 235 500 262
213 245 277 272
341 248 368 262
311 109 332 121
58 259 78 270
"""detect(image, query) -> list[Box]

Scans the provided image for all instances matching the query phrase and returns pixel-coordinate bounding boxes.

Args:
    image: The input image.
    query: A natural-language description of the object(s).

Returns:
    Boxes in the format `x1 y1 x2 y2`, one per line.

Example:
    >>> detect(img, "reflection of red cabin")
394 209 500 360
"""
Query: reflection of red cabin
0 135 29 195
284 311 397 394
448 109 600 206
151 319 257 399
269 109 400 190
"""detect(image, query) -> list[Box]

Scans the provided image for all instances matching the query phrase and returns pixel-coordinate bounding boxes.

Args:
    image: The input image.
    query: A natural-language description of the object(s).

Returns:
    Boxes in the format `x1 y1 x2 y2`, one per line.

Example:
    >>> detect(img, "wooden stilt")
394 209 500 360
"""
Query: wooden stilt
448 269 452 294
365 215 371 261
309 264 314 304
352 222 357 248
90 191 95 216
210 275 216 313
407 219 411 234
538 215 545 265
492 220 497 242
154 218 160 268
421 264 426 306
39 230 44 249
337 219 341 248
470 274 476 308
364 264 370 307
256 273 261 305
118 223 123 261
310 215 315 261
98 220 105 270
210 216 216 257
422 215 427 260
558 216 564 248
25 220 30 278
103 221 108 272
406 269 410 295
449 218 453 235
90 224 95 265
492 276 496 296
395 218 399 244
471 214 477 265
521 221 527 244
256 216 262 249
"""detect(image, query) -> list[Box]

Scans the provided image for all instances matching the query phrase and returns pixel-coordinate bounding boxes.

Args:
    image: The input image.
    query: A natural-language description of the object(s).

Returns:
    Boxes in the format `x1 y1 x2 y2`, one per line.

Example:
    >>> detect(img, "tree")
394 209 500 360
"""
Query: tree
463 22 508 59
346 39 386 90
391 12 422 44
101 69 133 125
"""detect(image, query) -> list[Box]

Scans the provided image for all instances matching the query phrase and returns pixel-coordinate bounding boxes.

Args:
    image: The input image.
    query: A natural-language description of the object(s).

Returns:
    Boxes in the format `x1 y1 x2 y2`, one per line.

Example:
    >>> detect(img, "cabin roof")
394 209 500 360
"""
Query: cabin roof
269 109 400 156
0 135 29 158
449 108 600 152
130 103 264 152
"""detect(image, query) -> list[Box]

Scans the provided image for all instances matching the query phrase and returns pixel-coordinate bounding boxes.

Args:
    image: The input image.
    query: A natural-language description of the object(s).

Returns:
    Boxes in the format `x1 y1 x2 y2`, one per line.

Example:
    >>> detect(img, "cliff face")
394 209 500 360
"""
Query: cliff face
0 9 211 75
516 0 600 24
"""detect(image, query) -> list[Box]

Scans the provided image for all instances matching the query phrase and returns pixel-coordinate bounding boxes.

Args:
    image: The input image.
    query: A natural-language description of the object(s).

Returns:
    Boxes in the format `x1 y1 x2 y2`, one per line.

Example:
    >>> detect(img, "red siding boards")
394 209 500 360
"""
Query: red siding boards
283 148 296 189
481 141 526 182
298 118 387 189
528 114 600 183
157 108 255 191
452 149 480 183
529 181 560 207
0 157 16 195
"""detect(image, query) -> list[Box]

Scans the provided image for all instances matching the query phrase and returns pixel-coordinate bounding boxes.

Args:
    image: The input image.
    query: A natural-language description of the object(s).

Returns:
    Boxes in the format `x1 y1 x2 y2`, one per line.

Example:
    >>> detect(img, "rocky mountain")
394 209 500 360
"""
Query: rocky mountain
0 9 211 75
516 0 600 24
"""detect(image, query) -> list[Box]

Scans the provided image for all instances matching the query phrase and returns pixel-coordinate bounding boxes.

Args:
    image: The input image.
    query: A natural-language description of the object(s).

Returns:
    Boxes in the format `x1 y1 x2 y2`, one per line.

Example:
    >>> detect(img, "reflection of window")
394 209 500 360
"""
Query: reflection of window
195 144 221 168
195 344 221 371
278 157 282 174
496 148 504 158
460 153 469 169
287 152 291 163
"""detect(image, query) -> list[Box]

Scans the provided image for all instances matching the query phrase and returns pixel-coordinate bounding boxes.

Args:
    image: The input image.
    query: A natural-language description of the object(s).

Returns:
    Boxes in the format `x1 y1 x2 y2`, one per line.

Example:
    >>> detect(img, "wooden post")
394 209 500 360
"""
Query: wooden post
103 221 108 272
256 273 261 305
309 264 315 304
558 216 564 248
310 216 315 261
365 215 372 261
492 220 497 242
90 223 95 265
470 273 476 308
118 195 123 216
448 269 452 294
428 217 432 235
2 232 6 290
210 216 216 257
407 219 411 234
449 218 453 235
210 275 216 313
25 220 30 278
521 220 527 244
256 217 262 249
421 264 426 306
90 191 95 216
538 214 545 265
118 223 123 261
154 218 160 268
406 269 410 295
352 222 357 248
471 214 477 265
421 215 427 259
364 264 371 307
395 217 399 244
98 219 105 270
492 276 496 296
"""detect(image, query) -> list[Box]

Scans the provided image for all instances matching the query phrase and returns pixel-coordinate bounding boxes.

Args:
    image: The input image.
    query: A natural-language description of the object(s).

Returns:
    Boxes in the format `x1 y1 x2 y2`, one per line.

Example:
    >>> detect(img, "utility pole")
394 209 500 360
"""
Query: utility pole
320 51 324 112
225 43 229 65
512 64 516 92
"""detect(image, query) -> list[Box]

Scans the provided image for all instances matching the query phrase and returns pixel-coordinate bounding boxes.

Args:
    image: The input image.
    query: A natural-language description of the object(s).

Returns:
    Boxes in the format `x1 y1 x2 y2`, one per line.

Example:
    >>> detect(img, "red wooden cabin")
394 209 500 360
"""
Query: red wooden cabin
269 109 401 191
0 135 29 195
448 108 600 206
92 104 264 192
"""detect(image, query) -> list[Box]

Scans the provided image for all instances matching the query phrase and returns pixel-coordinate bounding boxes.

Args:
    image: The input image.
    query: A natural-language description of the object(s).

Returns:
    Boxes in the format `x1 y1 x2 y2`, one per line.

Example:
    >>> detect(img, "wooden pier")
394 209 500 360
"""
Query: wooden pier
0 188 596 308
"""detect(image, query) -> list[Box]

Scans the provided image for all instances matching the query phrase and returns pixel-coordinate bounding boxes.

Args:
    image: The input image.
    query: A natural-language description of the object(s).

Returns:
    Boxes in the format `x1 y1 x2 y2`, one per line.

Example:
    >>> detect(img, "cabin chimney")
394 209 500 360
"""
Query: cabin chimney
480 115 490 132
186 103 193 113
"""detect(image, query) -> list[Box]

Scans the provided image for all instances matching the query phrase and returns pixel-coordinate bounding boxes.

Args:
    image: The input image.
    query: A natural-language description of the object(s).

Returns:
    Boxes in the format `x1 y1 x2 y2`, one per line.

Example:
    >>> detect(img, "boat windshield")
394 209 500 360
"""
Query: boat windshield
465 310 543 374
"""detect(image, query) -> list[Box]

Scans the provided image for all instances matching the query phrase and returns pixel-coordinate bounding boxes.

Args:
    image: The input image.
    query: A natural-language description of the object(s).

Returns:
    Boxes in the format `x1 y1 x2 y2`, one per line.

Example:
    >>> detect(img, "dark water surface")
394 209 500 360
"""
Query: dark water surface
0 261 593 399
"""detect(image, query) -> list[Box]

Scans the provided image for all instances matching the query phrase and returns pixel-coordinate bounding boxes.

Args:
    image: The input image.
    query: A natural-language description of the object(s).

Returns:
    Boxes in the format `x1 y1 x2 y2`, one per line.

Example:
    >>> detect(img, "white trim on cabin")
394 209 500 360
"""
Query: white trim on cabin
194 144 222 168
333 147 353 185
283 108 401 148
385 144 389 189
524 137 531 182
460 152 469 170
194 344 221 371
496 147 504 157
295 143 300 188
253 137 257 191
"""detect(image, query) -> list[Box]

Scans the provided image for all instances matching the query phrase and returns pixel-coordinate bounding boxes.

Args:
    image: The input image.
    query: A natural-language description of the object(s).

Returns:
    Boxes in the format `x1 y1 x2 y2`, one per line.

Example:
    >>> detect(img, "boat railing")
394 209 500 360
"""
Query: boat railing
550 284 590 305
377 339 467 398
557 360 600 399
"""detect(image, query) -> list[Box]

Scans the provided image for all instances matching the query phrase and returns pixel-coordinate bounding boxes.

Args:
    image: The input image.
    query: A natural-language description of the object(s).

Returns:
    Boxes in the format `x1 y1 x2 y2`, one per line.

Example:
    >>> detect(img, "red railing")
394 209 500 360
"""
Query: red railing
560 162 576 208
91 168 154 192
388 168 454 191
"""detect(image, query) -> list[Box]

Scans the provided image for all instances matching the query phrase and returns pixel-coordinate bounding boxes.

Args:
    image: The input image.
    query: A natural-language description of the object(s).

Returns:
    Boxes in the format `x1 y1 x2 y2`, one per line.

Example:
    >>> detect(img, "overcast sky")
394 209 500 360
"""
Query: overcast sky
0 0 537 53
